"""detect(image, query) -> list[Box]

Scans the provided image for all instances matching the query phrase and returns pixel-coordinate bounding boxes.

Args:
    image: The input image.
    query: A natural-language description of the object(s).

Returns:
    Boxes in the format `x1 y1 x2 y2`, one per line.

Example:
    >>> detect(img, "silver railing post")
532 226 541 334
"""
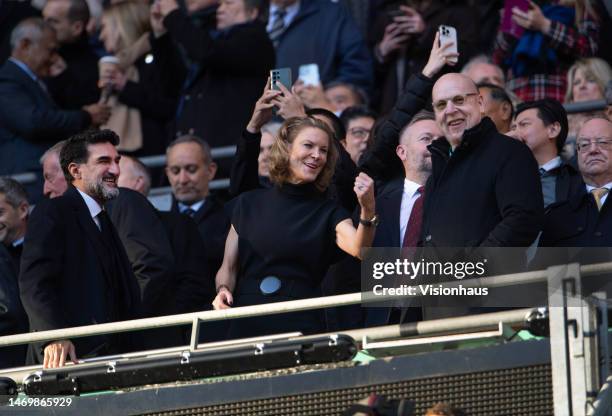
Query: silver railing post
548 263 601 416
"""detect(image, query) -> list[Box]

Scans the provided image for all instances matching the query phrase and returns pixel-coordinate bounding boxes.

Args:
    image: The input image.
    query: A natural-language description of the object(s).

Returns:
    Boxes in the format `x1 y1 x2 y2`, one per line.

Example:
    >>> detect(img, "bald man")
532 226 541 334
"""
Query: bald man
422 73 543 248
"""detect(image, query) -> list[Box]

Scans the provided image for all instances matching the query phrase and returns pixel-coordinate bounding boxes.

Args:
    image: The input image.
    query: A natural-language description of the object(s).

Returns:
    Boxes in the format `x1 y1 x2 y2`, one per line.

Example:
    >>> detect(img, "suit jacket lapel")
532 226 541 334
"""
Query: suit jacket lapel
5 60 55 107
66 187 114 282
376 178 403 247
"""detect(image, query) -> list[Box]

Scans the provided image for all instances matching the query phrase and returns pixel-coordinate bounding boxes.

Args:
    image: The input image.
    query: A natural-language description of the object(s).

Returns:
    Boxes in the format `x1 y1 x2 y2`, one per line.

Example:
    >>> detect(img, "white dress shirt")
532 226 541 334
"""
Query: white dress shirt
77 188 103 230
539 156 562 172
399 178 424 244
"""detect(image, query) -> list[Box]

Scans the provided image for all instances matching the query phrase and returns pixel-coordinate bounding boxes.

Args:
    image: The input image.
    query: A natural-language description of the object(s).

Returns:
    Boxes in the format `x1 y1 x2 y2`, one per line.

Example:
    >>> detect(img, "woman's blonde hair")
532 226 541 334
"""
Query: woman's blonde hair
268 117 338 192
103 0 150 52
565 58 612 103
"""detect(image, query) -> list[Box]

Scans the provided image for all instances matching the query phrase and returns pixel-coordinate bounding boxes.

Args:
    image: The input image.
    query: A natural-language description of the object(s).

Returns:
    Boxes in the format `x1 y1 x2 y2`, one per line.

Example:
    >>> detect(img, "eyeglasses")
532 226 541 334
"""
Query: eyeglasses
576 138 612 153
432 93 479 112
348 128 371 139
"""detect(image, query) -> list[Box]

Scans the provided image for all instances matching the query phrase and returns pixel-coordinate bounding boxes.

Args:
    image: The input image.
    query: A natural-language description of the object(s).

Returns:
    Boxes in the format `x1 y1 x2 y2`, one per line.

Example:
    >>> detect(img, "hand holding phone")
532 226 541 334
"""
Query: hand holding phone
438 25 458 65
270 68 292 92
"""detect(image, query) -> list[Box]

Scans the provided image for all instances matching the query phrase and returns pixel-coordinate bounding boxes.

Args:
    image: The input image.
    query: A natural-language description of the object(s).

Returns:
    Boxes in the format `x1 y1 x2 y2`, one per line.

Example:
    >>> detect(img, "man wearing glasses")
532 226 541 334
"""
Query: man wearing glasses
420 73 544 249
540 117 612 247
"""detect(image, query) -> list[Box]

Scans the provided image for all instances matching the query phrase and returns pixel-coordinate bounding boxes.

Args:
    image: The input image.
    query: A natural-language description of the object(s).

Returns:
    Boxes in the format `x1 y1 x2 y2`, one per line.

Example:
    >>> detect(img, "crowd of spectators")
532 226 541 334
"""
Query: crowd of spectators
1 0 612 373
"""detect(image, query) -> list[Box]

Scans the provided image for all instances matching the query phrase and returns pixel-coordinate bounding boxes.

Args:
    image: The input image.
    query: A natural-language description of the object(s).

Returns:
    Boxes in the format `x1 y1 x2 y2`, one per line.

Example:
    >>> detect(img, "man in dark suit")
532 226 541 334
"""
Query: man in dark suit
512 99 583 207
120 154 221 342
19 129 140 368
42 0 100 110
0 18 109 192
0 178 30 368
166 135 231 284
41 142 182 347
538 117 612 298
363 111 442 327
540 117 612 247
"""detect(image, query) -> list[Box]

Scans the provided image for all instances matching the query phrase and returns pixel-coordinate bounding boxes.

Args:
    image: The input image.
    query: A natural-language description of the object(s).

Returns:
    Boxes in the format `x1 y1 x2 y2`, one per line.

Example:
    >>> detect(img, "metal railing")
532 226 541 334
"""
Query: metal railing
1 261 610 350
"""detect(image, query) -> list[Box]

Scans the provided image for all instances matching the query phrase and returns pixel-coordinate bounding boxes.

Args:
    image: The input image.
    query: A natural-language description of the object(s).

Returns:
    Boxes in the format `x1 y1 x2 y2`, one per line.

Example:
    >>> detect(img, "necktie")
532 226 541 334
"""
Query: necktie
268 8 287 48
402 186 425 248
591 188 609 211
183 208 196 218
97 210 115 248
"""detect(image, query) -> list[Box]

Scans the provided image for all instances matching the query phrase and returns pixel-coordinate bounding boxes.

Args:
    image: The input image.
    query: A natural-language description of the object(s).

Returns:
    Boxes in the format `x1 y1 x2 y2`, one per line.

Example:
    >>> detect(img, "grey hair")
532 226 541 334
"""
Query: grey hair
40 140 68 165
0 177 29 208
10 17 52 51
461 55 496 73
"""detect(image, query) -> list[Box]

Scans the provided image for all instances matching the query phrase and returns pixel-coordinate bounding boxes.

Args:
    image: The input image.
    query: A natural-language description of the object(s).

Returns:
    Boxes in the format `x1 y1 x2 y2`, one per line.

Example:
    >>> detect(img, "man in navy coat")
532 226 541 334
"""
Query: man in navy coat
0 18 109 195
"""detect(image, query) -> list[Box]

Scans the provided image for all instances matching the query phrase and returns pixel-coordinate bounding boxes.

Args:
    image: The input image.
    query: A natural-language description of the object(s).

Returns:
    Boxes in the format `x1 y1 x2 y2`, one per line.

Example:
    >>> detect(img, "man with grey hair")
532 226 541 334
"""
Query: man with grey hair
166 135 230 287
40 139 69 198
0 177 29 274
461 55 505 88
118 154 152 197
0 17 110 194
20 129 140 368
0 177 30 368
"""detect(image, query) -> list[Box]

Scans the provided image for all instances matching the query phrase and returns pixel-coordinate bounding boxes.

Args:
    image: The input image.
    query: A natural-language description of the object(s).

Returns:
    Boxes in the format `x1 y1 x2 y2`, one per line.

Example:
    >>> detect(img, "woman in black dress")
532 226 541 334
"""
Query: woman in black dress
213 110 377 338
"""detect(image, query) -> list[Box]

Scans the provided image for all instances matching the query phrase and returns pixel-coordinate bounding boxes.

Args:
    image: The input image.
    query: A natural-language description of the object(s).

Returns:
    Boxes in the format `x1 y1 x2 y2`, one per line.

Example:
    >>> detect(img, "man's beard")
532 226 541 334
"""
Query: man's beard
87 177 119 202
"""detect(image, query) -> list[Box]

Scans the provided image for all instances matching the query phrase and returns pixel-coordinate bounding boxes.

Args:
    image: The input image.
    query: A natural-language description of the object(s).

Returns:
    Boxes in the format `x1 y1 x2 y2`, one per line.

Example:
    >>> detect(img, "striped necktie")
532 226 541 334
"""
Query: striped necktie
268 8 287 48
591 188 609 211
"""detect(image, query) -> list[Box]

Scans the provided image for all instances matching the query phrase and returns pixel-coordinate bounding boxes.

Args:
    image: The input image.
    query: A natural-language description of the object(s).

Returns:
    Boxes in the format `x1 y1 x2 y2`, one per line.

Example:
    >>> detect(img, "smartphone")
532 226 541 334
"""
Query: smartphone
270 68 292 91
501 0 529 38
438 25 458 64
298 64 320 86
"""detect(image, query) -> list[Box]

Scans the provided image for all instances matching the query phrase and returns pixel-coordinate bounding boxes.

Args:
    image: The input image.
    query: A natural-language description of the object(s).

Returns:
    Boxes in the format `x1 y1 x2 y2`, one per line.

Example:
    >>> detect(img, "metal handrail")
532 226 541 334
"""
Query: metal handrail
1 261 610 349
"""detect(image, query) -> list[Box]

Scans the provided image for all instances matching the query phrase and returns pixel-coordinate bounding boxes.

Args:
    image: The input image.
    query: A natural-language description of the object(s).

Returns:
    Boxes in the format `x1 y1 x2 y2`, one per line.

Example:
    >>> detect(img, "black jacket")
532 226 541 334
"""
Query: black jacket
107 188 174 317
551 161 584 204
171 196 230 283
117 34 186 156
19 186 140 362
540 185 612 247
164 11 275 153
158 211 213 314
45 34 100 110
422 117 544 247
0 244 28 368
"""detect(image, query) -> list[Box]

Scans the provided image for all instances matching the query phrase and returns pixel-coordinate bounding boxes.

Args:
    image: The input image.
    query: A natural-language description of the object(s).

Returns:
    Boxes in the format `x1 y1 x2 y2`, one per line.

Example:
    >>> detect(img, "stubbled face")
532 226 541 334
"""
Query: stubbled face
0 194 27 245
571 67 604 103
258 131 275 177
464 62 505 87
216 0 254 30
99 15 120 53
43 151 68 198
43 0 82 44
288 127 330 184
513 108 556 154
397 119 441 176
343 116 374 164
577 119 612 184
325 85 360 114
72 142 121 203
166 142 216 204
432 74 483 145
